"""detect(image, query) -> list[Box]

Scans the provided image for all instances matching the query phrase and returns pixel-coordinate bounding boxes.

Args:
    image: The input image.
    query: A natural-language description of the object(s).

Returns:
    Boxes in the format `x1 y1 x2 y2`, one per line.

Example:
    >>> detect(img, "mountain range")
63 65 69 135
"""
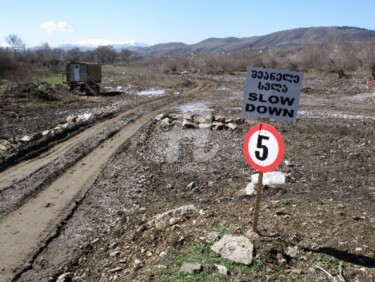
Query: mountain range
59 26 375 57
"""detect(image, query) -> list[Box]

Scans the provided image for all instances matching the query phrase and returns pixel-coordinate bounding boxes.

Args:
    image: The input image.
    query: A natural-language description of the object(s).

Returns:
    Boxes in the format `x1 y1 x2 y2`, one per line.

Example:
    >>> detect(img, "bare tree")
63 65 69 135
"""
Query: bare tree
5 34 26 58
95 46 117 64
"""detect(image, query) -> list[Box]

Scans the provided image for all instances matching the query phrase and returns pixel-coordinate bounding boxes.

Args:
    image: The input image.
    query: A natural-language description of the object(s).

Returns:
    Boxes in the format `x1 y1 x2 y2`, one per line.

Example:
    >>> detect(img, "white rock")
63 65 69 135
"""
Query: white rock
20 135 31 142
56 272 71 282
180 262 202 274
251 171 286 186
110 250 121 257
155 113 166 121
286 246 299 258
225 122 238 130
212 121 224 130
215 264 229 276
0 139 12 150
182 119 196 129
41 130 50 136
0 144 7 151
198 123 212 130
211 235 254 265
246 182 255 195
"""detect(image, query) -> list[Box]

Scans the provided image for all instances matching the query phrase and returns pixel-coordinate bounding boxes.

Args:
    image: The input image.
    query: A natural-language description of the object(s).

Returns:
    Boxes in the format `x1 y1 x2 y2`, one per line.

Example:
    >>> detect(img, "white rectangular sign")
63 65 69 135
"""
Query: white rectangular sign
242 67 303 122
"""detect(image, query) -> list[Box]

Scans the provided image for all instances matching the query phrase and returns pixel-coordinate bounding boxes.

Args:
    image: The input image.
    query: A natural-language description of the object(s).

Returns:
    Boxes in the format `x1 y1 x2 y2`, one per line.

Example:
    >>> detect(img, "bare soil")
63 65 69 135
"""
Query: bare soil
0 69 374 282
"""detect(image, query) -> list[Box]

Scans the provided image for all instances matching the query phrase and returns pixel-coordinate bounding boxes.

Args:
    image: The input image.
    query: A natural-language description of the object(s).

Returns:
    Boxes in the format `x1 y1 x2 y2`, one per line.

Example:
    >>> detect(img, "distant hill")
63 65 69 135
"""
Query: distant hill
138 26 375 57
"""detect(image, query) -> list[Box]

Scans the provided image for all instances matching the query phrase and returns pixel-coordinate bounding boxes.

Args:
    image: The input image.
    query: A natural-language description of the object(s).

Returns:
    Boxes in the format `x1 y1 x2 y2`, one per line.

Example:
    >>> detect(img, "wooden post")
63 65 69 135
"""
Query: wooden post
252 171 263 232
252 118 269 233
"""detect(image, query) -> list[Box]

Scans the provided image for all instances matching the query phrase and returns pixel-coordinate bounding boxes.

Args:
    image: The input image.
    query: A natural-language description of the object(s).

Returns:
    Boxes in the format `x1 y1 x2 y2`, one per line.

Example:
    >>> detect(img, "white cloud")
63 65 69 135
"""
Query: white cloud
40 21 74 34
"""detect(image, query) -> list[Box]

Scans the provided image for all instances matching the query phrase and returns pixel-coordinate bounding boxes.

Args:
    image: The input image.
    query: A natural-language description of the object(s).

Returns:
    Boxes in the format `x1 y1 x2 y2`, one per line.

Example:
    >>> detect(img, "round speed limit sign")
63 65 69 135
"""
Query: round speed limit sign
243 123 284 172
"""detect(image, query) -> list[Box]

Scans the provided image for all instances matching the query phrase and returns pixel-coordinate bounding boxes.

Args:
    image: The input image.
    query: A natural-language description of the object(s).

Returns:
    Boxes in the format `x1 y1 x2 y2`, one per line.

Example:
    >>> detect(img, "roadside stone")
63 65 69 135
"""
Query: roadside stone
198 123 212 130
180 262 203 274
20 135 31 143
133 259 143 271
160 117 171 127
187 181 196 189
41 130 50 136
0 139 12 150
225 122 238 130
215 264 229 276
214 115 225 122
149 204 197 230
212 121 224 130
202 231 220 244
108 267 122 273
56 272 71 282
246 183 255 195
155 113 166 121
211 235 254 265
110 250 121 257
286 246 299 258
182 119 196 129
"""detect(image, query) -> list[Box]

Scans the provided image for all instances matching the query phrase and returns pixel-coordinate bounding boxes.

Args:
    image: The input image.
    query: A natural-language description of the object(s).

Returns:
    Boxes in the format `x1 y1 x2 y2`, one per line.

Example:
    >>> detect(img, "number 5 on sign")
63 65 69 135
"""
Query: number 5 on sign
243 123 284 172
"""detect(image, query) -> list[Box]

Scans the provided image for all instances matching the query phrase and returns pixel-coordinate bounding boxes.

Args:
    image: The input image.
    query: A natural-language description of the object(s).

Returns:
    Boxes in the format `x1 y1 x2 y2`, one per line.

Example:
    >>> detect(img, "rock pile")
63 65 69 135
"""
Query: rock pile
155 113 244 131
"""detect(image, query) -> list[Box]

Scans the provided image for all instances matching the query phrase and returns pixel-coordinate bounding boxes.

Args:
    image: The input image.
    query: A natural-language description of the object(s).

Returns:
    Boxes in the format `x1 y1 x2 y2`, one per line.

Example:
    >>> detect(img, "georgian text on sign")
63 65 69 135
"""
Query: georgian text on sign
242 67 303 122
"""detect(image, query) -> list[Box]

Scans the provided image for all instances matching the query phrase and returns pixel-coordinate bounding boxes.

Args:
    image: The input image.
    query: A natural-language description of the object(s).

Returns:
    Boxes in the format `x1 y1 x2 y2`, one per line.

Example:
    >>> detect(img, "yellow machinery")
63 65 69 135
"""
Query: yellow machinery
65 62 101 95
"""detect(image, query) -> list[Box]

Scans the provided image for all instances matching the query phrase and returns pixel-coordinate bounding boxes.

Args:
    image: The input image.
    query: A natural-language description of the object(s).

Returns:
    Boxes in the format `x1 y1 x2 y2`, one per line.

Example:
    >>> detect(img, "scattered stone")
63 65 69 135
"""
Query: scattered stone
246 182 255 195
160 117 171 127
182 119 196 129
183 114 193 121
0 139 12 150
133 259 143 271
41 130 50 136
187 181 196 189
250 171 286 186
284 160 294 167
225 117 233 123
159 251 167 258
76 113 92 122
110 250 121 257
215 264 229 276
155 113 166 121
56 272 71 282
286 246 299 258
212 121 224 130
198 123 212 130
225 122 238 130
204 231 221 243
149 204 197 230
20 135 31 143
214 115 225 122
180 263 203 274
108 267 122 273
245 230 260 241
211 235 254 265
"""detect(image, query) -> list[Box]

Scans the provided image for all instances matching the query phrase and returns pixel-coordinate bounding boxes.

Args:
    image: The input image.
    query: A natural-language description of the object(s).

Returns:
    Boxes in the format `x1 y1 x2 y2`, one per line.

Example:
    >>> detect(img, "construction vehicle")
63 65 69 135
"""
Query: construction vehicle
64 62 101 95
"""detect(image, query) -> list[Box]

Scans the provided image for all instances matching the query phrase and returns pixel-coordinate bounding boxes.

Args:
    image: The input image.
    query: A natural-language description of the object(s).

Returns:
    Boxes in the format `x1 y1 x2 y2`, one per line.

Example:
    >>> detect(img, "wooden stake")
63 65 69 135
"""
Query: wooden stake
252 118 269 233
252 171 263 232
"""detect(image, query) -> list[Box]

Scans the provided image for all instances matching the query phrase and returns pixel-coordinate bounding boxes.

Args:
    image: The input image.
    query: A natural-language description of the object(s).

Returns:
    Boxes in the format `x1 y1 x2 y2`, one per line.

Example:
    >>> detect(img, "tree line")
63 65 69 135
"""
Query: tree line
2 33 375 82
0 34 138 81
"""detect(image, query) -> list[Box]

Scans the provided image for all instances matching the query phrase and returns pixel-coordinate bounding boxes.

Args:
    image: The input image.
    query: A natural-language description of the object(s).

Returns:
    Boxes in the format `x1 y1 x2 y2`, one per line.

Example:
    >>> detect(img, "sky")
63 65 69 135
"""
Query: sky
1 0 375 48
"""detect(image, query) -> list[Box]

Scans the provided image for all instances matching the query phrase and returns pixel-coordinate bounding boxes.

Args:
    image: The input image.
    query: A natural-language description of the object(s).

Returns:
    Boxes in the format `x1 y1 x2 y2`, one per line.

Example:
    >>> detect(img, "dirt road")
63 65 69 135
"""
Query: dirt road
0 81 207 281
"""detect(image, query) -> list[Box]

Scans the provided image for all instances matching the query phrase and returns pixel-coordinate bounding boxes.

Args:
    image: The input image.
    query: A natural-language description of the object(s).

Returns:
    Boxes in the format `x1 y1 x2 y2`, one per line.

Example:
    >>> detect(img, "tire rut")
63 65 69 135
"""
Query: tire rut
0 81 208 281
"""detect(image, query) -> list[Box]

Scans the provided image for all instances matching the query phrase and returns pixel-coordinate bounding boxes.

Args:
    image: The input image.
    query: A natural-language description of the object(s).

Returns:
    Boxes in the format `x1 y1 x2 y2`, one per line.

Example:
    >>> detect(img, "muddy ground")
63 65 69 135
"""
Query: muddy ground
0 68 374 281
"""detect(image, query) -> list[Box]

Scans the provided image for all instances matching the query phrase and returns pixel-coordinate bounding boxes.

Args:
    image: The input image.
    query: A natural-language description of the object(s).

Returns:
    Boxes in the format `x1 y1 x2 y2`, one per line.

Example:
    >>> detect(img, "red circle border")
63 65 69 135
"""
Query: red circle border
242 123 284 172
